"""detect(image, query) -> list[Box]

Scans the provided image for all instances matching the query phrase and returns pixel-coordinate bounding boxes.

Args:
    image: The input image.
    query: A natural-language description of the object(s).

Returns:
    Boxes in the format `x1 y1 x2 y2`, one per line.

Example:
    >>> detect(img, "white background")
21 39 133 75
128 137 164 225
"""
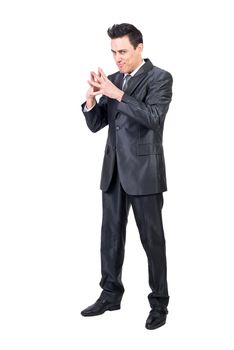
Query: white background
1 0 234 348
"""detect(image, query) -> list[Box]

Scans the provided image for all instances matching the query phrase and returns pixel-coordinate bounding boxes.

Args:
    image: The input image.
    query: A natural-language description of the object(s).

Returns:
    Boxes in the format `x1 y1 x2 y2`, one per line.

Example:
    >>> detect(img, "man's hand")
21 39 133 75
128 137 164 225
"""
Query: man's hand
87 68 124 102
85 71 101 109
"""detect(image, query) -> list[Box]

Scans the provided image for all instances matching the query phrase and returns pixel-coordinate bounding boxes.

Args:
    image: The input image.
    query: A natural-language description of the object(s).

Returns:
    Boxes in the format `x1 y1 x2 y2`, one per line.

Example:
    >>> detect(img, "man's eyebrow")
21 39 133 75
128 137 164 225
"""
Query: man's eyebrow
111 49 127 53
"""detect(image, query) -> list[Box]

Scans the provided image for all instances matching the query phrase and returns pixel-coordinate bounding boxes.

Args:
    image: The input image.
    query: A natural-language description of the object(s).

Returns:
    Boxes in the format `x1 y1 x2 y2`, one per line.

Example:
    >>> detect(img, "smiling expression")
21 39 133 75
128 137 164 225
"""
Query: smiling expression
111 35 143 74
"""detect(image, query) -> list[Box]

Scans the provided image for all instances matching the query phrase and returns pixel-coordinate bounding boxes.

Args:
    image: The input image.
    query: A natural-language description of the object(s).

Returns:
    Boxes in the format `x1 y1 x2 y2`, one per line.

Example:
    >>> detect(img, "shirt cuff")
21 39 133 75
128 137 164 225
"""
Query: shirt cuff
83 102 96 112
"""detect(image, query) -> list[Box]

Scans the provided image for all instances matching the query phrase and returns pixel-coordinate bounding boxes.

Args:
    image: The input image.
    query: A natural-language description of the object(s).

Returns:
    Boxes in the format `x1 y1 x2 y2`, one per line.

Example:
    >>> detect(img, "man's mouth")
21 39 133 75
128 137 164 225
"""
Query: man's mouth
118 63 125 68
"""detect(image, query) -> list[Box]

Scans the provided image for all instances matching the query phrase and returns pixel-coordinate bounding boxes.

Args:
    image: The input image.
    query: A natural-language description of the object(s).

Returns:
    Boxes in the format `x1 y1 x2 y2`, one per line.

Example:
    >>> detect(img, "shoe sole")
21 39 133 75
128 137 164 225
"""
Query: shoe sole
145 320 166 330
81 305 120 317
108 305 121 311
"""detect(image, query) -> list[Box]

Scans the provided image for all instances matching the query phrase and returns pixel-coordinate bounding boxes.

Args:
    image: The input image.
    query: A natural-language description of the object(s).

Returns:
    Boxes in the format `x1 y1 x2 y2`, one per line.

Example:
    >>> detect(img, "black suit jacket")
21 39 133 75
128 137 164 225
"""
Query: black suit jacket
81 58 173 195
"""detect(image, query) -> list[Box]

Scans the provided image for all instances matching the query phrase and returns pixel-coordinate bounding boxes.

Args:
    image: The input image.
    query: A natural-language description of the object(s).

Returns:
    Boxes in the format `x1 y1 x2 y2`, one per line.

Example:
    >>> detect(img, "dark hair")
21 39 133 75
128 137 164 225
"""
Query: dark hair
107 23 143 49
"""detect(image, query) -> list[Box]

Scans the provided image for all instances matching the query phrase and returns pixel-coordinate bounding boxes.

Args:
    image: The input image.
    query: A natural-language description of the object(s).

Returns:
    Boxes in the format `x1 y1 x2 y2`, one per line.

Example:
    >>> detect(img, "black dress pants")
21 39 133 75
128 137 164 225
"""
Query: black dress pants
99 157 169 310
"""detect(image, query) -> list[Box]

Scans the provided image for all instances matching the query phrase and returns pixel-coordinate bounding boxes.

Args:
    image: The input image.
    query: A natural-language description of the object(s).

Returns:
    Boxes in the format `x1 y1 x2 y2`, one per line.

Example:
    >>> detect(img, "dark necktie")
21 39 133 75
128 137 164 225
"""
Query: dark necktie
122 74 132 91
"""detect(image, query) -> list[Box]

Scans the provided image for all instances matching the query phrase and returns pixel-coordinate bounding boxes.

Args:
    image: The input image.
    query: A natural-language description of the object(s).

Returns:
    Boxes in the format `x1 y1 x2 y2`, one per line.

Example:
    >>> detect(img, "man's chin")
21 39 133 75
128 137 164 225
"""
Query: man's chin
117 65 126 73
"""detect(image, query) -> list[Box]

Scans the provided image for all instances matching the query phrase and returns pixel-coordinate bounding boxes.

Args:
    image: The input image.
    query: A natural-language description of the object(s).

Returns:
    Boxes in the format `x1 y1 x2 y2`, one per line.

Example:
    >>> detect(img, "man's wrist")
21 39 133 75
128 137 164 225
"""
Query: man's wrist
86 98 96 109
116 90 124 102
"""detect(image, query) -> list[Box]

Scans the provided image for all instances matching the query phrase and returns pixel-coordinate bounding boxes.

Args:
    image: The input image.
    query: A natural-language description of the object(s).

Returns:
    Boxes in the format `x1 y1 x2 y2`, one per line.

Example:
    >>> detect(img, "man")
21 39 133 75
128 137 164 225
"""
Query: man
80 23 173 330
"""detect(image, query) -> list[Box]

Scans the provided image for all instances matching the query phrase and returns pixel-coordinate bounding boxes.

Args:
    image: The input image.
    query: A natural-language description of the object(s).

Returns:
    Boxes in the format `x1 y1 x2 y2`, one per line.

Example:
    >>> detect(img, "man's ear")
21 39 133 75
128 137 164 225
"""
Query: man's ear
137 43 143 53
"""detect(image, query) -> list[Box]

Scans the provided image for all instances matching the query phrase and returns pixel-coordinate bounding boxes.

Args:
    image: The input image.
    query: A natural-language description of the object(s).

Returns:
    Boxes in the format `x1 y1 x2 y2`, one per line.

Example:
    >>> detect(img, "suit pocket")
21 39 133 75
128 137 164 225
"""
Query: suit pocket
136 143 163 156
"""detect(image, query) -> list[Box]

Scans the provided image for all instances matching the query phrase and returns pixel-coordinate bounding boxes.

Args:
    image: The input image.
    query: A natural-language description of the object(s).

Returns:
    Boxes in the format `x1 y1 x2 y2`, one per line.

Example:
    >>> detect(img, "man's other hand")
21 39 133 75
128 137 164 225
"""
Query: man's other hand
87 68 124 102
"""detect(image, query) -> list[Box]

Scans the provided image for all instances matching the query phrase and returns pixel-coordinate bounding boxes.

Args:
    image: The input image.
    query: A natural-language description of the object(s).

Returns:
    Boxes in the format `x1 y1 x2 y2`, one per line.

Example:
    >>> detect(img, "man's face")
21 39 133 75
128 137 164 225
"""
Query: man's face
111 35 143 74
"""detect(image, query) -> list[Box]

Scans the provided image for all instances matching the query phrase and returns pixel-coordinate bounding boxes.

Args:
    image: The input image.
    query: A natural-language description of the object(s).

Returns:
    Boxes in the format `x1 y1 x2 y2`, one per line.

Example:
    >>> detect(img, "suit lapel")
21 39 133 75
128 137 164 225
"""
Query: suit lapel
110 58 153 119
125 58 153 95
114 72 124 89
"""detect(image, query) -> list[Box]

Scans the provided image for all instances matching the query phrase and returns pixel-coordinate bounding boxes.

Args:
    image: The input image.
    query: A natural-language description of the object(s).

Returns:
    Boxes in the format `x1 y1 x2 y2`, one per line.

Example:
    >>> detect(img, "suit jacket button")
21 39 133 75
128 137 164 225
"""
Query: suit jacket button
116 126 120 130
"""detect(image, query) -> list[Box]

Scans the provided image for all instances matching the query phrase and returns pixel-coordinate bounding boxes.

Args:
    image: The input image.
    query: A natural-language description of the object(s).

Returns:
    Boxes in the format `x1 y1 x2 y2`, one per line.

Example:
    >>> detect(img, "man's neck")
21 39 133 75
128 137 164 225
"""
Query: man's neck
127 59 145 76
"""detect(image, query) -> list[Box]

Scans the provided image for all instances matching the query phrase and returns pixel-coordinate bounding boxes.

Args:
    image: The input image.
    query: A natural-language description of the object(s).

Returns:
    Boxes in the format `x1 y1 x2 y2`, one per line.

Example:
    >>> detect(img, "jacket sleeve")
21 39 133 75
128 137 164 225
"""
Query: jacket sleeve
116 72 173 131
81 94 108 133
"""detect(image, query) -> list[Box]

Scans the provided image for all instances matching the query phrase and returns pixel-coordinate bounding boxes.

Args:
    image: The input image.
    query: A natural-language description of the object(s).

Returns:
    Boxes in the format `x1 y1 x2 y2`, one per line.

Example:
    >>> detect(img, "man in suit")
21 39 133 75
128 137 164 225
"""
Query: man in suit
80 23 173 330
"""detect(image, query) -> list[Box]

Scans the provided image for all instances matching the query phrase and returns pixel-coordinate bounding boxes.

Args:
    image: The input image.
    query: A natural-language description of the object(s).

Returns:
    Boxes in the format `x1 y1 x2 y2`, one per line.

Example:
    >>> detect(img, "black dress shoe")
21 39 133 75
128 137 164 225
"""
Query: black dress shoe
81 297 121 317
145 307 168 330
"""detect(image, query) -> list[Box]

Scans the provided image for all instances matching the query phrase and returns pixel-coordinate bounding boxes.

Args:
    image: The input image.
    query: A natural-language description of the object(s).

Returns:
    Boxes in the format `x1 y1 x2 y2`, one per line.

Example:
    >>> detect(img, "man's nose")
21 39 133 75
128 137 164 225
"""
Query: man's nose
115 53 121 62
